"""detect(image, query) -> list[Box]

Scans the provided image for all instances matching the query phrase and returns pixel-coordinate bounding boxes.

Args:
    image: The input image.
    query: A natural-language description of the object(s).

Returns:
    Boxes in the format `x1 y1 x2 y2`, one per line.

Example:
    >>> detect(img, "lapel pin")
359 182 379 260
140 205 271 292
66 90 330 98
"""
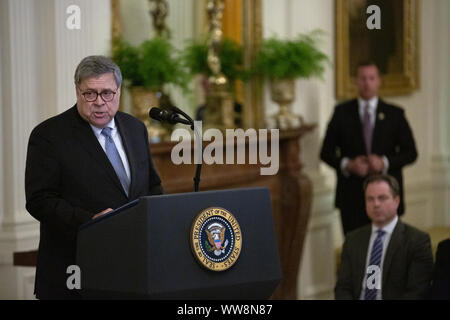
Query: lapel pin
378 112 385 120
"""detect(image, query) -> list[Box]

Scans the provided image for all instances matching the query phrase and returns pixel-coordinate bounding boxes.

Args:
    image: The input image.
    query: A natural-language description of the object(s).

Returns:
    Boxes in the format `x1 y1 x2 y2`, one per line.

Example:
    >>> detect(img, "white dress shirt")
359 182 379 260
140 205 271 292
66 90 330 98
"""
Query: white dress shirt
89 119 131 181
357 96 378 127
360 215 399 300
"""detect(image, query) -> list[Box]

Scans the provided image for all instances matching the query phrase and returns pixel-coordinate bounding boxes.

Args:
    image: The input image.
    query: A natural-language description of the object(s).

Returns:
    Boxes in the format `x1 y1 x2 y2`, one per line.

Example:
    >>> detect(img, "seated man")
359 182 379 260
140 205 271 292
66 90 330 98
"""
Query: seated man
335 174 433 300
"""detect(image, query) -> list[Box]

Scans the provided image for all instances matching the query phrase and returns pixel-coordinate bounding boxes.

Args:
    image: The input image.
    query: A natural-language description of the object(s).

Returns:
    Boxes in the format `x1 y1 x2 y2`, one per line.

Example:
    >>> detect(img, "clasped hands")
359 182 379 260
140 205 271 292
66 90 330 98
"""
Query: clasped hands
347 155 384 177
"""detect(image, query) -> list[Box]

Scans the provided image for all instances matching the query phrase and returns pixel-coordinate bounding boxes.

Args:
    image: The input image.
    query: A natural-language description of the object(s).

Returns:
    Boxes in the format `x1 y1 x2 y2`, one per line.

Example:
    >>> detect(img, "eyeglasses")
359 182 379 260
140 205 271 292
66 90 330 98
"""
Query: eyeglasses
78 87 118 102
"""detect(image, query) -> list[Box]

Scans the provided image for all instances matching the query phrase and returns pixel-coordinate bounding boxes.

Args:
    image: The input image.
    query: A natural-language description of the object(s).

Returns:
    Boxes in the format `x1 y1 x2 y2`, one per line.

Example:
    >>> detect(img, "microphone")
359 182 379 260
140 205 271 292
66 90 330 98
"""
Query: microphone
148 106 202 193
149 107 191 126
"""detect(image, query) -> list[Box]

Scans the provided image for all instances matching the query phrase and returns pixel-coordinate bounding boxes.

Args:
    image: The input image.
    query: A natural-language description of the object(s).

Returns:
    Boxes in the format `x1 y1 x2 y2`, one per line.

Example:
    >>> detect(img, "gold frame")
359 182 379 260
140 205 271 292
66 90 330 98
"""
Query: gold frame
335 0 419 100
110 0 264 129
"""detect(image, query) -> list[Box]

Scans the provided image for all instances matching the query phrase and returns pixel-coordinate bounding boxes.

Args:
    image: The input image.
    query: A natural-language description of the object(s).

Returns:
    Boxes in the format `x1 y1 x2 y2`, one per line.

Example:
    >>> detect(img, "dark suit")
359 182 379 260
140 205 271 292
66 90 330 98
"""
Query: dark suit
320 99 417 234
429 239 450 299
25 105 163 299
335 220 433 300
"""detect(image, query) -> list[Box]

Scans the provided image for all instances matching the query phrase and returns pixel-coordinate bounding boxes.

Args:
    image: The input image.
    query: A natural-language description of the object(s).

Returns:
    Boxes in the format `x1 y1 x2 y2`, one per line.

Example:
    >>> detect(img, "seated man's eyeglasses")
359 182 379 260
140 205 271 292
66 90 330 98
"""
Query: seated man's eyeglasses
79 88 117 102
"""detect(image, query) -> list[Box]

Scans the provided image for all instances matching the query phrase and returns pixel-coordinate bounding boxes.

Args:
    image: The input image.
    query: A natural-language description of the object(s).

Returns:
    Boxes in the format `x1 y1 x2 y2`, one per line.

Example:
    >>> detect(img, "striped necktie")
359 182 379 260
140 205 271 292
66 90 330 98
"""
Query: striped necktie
101 127 130 196
364 229 386 300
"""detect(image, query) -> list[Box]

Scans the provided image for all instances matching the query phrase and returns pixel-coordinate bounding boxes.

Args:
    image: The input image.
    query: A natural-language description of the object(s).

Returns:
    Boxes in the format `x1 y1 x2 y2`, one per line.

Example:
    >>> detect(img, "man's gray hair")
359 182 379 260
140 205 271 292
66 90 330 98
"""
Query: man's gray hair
74 55 122 87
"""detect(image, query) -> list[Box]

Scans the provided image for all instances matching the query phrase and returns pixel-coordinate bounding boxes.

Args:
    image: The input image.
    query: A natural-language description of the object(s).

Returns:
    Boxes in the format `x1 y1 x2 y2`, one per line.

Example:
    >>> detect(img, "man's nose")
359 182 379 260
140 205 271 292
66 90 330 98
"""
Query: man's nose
94 94 105 105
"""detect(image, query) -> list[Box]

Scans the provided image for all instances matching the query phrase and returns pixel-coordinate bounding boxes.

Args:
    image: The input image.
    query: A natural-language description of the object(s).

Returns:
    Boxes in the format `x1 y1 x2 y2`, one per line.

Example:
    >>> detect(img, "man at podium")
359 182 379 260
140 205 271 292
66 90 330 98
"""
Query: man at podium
25 55 163 299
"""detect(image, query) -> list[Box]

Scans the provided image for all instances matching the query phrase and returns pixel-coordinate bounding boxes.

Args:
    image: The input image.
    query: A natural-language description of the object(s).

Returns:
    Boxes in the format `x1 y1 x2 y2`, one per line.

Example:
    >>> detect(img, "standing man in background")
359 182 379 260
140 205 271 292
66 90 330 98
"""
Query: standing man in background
25 55 163 299
320 61 417 235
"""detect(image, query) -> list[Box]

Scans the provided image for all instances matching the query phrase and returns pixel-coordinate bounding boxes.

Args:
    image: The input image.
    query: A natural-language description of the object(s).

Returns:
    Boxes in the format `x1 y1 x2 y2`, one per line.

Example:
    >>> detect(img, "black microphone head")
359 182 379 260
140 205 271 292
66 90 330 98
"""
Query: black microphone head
149 106 191 126
149 107 166 121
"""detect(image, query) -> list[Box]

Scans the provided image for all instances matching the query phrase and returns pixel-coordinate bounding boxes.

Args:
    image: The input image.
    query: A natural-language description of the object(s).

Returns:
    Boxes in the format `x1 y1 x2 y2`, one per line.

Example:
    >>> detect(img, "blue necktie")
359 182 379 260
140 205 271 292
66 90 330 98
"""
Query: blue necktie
101 127 130 196
364 229 385 300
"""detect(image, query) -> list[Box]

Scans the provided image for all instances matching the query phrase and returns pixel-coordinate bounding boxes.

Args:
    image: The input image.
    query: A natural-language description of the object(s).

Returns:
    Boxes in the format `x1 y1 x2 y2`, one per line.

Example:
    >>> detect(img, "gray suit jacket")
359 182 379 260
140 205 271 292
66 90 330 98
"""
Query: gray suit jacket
335 220 433 300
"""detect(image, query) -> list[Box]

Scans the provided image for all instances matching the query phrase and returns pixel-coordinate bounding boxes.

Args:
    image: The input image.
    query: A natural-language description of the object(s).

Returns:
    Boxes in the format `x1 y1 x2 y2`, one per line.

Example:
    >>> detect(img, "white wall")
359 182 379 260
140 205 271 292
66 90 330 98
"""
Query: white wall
0 9 4 229
0 0 111 299
262 0 450 299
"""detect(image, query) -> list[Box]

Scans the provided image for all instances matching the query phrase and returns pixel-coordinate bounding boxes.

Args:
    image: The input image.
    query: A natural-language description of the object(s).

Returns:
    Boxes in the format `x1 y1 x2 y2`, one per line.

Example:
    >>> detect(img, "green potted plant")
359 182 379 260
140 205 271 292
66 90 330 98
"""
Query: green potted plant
112 36 189 90
111 37 189 140
251 30 329 129
182 37 244 84
181 37 245 127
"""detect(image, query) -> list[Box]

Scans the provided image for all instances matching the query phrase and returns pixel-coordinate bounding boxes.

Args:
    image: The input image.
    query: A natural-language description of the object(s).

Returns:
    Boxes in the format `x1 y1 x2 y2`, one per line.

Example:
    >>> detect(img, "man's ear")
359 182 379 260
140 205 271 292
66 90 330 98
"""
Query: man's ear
75 85 81 99
394 195 400 208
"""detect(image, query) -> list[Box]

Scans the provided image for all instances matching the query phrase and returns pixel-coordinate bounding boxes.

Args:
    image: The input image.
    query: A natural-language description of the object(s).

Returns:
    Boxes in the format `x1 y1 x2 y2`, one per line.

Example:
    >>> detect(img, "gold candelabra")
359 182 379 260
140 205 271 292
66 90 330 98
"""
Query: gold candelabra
204 0 235 130
148 0 170 38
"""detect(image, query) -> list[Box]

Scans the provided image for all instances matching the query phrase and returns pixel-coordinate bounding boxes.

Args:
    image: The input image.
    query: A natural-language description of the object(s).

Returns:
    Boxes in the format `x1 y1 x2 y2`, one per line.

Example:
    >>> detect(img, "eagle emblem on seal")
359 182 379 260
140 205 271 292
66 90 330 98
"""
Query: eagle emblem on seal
206 222 229 256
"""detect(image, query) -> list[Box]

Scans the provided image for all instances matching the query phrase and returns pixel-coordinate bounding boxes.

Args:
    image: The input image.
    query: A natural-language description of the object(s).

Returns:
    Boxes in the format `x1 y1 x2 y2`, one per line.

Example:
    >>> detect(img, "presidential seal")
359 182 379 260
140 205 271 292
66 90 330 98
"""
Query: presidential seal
190 207 242 271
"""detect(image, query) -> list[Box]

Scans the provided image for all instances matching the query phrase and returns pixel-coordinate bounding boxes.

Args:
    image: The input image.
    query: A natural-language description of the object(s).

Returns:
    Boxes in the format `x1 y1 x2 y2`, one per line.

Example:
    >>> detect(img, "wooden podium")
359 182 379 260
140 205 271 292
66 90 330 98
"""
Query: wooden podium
14 126 315 300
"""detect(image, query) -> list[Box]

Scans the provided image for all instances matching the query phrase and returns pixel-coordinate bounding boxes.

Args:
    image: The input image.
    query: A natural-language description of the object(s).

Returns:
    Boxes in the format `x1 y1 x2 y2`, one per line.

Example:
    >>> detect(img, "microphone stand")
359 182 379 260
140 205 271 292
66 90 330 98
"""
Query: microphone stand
170 107 202 192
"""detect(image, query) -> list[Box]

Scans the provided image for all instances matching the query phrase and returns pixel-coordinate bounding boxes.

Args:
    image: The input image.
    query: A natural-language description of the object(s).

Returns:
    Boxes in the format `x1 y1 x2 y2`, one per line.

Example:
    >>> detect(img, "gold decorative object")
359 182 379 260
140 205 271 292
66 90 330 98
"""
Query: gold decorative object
148 0 170 38
145 0 174 142
130 87 171 142
204 90 235 130
268 78 304 130
206 0 227 88
203 0 236 131
242 0 264 129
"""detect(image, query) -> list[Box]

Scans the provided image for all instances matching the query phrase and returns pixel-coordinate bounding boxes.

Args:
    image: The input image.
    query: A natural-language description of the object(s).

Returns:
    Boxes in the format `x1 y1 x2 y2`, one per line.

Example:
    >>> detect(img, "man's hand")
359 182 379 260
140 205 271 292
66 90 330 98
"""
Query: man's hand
347 155 369 177
368 154 384 174
92 208 113 219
